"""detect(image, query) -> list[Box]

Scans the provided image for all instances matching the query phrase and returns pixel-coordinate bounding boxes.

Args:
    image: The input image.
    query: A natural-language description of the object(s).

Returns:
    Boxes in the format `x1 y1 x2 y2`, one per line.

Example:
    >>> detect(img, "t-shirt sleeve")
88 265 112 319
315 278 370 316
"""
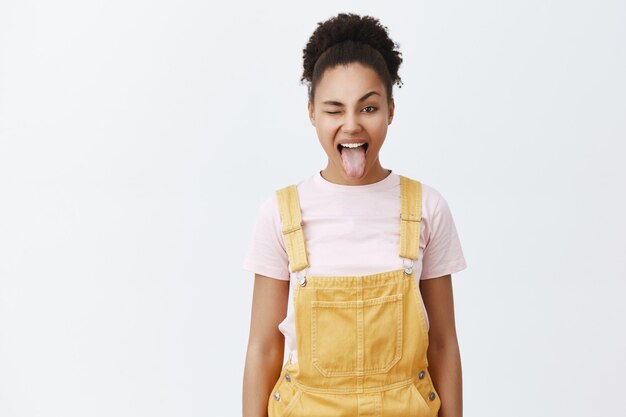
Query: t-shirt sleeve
420 191 467 280
242 194 290 281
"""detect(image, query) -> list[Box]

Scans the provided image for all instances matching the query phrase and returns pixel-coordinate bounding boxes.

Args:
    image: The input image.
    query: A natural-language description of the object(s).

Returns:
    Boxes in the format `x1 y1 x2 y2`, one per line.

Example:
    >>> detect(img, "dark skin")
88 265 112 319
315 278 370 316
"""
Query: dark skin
242 62 462 417
420 274 463 417
242 273 462 417
242 275 289 417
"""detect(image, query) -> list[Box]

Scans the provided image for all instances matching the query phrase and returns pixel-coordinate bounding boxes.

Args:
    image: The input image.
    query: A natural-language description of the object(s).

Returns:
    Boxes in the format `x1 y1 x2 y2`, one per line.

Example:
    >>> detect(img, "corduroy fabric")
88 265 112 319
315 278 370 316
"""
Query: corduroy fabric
276 184 310 273
269 175 440 417
400 175 422 261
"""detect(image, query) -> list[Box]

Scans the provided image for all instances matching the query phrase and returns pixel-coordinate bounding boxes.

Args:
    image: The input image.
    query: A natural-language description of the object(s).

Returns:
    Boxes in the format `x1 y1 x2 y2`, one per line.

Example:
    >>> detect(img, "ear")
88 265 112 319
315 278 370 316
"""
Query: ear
307 100 316 127
388 98 395 125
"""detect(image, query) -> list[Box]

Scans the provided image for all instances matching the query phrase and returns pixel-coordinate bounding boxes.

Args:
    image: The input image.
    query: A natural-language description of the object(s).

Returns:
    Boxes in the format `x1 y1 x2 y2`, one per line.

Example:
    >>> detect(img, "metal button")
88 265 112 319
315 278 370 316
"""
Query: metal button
273 391 280 401
419 370 425 379
298 276 307 286
285 373 291 382
403 259 414 275
428 391 436 401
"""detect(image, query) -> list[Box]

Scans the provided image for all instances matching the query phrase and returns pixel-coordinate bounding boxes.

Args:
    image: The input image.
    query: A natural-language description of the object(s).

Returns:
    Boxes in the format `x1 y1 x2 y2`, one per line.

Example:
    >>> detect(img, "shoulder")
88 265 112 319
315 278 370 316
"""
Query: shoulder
398 174 444 212
257 175 313 221
402 178 455 234
420 182 445 212
273 173 313 194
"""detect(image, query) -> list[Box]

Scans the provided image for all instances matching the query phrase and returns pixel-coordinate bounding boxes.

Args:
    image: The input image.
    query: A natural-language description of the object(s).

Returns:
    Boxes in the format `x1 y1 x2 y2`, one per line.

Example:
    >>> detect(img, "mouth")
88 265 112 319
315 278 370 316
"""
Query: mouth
337 142 369 155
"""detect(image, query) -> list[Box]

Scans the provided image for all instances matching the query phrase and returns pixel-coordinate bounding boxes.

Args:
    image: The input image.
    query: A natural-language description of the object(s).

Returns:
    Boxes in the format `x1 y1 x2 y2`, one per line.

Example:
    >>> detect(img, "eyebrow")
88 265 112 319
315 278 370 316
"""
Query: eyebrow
322 91 381 106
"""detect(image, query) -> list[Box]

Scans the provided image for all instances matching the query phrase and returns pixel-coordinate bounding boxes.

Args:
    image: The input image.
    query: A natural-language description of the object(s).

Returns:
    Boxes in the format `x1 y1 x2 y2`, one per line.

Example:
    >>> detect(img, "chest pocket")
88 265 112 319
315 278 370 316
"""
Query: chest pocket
310 293 403 376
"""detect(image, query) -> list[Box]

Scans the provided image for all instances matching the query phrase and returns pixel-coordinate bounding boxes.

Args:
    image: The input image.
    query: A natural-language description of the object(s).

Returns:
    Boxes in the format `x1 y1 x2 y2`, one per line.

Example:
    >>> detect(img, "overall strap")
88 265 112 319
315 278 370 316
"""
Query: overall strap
275 184 309 273
399 175 423 260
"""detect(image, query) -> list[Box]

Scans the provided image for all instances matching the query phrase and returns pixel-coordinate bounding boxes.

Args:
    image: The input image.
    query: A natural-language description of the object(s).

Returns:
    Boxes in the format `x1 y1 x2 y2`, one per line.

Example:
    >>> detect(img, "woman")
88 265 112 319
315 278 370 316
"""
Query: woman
242 13 467 417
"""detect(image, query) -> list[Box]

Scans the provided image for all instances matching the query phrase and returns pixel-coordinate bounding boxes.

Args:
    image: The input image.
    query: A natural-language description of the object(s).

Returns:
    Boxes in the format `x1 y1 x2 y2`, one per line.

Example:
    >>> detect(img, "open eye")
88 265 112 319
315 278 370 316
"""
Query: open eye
362 106 377 113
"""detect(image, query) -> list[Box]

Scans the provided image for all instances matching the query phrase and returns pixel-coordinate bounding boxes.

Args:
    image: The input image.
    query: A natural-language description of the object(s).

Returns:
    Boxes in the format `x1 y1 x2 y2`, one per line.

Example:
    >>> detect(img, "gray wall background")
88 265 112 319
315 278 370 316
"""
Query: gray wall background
1 0 624 416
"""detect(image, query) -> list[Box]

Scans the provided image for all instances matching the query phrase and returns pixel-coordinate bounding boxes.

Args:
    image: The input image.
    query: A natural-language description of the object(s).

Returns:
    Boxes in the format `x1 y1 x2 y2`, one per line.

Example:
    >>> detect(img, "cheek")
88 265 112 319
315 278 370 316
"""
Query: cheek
365 118 388 137
317 119 341 139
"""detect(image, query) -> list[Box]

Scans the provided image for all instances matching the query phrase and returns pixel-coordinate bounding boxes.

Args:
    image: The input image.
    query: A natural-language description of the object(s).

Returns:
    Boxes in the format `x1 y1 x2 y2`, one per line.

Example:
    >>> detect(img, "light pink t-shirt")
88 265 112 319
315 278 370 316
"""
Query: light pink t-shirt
242 170 467 363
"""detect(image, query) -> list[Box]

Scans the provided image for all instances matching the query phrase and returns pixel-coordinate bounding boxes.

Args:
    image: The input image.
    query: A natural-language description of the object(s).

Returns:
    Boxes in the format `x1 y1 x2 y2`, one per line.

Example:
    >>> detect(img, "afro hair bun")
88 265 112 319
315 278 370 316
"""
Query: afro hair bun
301 13 403 87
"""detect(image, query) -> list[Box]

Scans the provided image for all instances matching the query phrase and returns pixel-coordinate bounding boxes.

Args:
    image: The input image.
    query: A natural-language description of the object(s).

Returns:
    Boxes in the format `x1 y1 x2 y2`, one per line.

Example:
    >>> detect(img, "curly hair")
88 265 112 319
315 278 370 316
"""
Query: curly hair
301 13 403 103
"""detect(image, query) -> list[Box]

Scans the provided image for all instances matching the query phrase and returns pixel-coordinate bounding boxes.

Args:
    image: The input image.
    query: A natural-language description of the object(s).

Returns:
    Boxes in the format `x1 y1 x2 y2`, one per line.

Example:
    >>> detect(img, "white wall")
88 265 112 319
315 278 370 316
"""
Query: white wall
1 1 624 416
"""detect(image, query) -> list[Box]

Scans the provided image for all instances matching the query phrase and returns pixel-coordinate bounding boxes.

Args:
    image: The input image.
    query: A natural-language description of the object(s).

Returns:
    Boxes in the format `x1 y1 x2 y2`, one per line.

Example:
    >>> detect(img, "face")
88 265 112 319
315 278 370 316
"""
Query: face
307 62 394 185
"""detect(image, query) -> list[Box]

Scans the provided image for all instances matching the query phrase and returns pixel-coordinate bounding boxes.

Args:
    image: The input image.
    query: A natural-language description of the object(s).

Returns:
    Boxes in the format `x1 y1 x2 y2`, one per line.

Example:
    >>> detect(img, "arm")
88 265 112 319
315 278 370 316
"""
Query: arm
242 274 290 417
420 274 462 417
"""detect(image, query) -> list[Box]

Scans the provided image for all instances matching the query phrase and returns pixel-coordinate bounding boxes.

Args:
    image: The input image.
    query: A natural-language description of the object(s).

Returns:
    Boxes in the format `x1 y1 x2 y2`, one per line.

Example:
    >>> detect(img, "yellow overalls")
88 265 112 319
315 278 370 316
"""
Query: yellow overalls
268 175 441 417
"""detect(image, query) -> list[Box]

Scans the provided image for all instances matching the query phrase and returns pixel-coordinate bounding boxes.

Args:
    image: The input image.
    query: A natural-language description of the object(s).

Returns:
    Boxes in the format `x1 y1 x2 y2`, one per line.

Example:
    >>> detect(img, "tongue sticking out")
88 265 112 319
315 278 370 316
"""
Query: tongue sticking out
340 145 366 178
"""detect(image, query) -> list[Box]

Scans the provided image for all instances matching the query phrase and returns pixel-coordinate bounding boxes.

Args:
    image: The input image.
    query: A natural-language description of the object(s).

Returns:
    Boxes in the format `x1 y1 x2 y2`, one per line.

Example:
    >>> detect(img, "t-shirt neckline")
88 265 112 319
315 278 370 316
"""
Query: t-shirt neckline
313 169 397 192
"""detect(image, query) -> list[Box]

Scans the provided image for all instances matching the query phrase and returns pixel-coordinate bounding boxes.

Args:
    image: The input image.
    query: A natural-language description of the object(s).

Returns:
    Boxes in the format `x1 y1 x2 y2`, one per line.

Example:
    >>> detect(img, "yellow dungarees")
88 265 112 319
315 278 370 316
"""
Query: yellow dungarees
268 175 441 417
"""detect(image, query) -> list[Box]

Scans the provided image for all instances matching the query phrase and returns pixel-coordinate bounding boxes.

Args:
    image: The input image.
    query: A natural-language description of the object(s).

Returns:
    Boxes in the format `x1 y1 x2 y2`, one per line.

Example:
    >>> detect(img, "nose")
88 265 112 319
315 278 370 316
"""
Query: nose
341 112 362 134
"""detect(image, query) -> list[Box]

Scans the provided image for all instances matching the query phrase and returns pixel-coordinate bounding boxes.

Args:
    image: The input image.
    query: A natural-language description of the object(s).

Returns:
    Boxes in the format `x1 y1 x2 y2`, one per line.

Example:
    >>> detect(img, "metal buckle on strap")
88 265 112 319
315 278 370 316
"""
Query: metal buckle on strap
295 268 308 286
403 258 414 275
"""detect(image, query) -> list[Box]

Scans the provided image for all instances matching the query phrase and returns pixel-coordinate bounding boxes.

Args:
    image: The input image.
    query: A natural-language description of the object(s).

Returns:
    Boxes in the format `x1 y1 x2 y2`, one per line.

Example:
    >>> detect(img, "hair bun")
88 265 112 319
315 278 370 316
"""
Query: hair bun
301 13 403 87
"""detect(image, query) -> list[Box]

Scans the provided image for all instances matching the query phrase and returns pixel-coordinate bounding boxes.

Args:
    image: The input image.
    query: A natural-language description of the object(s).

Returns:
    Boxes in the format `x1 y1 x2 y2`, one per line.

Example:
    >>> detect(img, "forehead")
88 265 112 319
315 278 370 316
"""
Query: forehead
315 63 385 101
